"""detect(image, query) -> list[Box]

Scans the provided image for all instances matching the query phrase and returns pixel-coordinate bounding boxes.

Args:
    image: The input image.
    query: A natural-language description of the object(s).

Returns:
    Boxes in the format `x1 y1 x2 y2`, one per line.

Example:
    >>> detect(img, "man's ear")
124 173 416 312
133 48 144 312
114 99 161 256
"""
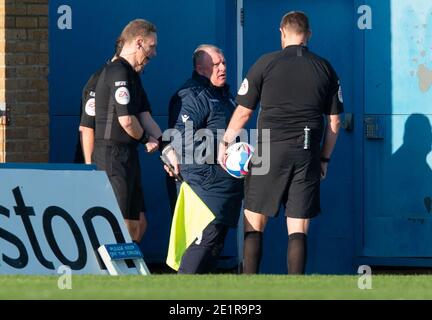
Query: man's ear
195 64 203 74
136 37 143 49
301 31 312 46
279 27 285 38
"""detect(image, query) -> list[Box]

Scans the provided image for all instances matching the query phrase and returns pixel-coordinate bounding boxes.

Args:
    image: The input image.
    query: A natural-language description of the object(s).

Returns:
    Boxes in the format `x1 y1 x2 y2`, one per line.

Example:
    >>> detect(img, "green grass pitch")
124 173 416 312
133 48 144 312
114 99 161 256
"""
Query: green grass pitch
1 275 432 300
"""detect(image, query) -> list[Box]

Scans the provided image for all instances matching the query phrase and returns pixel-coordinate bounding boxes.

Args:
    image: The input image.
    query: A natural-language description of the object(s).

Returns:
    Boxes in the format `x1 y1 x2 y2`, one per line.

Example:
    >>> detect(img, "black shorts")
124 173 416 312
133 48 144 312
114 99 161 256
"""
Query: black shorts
93 141 145 220
244 138 321 219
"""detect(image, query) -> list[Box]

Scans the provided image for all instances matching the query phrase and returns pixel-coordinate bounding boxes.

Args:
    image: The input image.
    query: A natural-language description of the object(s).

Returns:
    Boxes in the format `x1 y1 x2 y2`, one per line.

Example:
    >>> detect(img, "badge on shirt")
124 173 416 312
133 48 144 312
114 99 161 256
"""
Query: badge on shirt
238 78 249 96
181 114 190 123
115 87 130 105
85 98 96 116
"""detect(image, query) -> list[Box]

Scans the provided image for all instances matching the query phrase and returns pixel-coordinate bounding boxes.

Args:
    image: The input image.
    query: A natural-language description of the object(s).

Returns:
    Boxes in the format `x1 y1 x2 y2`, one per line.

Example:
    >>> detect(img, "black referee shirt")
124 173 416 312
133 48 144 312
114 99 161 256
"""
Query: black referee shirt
236 45 344 142
79 66 104 129
95 57 151 144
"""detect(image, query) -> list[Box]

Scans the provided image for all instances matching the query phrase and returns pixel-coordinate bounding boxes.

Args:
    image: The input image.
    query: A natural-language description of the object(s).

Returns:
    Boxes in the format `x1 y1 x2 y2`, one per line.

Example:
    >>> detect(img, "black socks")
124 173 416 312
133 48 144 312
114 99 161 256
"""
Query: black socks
243 231 263 274
243 231 307 274
288 232 307 274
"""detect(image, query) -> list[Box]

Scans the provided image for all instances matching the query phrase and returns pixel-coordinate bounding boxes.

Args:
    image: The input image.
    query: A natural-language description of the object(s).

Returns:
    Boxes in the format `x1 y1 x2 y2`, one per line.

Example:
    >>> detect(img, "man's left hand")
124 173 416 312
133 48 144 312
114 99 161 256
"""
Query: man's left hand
320 162 328 180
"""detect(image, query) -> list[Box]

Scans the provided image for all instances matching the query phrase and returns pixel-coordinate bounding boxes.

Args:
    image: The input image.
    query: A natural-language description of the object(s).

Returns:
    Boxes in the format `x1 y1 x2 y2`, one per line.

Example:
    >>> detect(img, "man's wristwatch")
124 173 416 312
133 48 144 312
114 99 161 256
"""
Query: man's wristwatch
138 131 149 145
320 156 330 163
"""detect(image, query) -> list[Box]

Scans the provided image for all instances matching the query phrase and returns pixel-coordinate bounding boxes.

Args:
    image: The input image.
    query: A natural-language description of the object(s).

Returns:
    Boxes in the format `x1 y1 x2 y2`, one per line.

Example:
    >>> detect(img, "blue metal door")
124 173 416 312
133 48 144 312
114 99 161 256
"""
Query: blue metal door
243 0 357 273
362 0 432 259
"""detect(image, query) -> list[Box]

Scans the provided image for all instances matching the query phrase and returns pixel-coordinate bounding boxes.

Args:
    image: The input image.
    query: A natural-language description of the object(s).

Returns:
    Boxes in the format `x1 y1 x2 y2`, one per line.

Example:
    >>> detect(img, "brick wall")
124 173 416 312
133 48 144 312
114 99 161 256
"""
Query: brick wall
0 0 49 163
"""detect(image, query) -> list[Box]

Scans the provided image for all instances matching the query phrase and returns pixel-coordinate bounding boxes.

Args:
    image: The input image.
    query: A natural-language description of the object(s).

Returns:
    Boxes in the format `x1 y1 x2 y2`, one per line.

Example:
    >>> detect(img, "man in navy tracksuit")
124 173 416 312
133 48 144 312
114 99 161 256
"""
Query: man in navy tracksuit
164 44 243 274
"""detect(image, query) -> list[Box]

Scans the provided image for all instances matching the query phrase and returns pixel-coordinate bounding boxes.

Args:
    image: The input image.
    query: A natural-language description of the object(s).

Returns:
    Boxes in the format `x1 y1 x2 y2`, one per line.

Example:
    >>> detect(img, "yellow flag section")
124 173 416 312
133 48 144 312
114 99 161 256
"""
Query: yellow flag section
166 182 215 271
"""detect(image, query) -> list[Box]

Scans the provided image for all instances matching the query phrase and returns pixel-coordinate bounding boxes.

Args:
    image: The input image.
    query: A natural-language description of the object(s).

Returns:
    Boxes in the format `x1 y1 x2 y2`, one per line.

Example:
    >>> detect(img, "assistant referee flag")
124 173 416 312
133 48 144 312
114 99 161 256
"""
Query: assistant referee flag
166 182 215 271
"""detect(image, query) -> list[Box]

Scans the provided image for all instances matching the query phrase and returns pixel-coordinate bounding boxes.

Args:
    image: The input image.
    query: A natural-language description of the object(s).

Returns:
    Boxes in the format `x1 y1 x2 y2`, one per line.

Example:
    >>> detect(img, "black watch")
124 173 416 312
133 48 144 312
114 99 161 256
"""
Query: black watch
320 156 330 163
138 132 148 145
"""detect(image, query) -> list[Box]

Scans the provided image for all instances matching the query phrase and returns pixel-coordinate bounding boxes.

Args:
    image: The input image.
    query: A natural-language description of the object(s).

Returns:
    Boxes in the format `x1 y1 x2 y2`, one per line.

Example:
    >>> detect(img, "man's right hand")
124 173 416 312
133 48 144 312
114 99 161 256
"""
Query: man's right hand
218 141 228 171
145 136 159 153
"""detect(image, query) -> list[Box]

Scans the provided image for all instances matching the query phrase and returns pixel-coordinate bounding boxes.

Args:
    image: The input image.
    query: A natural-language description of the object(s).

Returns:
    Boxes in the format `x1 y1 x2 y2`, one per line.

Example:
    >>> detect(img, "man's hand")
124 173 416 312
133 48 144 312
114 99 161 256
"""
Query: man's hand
145 136 159 153
218 106 254 170
320 162 328 180
163 147 180 177
218 141 228 170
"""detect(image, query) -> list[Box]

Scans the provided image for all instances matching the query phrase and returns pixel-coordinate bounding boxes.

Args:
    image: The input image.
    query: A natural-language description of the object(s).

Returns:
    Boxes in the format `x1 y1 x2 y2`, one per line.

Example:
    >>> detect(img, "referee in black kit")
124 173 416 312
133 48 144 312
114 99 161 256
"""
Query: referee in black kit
75 38 123 164
78 66 105 164
93 19 162 243
219 11 343 274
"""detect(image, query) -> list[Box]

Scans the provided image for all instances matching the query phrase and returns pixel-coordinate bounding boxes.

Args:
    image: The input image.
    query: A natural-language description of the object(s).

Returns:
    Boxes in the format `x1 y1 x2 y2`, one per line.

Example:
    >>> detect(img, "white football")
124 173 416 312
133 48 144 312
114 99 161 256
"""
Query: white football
224 142 255 179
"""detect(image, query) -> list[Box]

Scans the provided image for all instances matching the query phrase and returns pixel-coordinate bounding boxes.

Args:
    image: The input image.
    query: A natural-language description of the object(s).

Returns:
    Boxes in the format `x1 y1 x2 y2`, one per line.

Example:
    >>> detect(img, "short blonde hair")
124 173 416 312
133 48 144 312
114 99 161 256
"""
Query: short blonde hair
119 19 156 44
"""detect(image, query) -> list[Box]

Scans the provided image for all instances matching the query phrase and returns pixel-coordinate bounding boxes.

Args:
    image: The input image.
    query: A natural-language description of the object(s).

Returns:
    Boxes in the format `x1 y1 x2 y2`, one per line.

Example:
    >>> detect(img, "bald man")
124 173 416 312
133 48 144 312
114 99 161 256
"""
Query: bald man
164 44 243 274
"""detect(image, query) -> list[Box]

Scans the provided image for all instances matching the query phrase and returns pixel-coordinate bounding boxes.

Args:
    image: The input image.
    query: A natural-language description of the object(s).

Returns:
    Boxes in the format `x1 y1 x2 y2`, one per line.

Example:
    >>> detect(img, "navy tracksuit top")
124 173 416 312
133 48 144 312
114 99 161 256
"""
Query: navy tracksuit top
168 71 244 227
